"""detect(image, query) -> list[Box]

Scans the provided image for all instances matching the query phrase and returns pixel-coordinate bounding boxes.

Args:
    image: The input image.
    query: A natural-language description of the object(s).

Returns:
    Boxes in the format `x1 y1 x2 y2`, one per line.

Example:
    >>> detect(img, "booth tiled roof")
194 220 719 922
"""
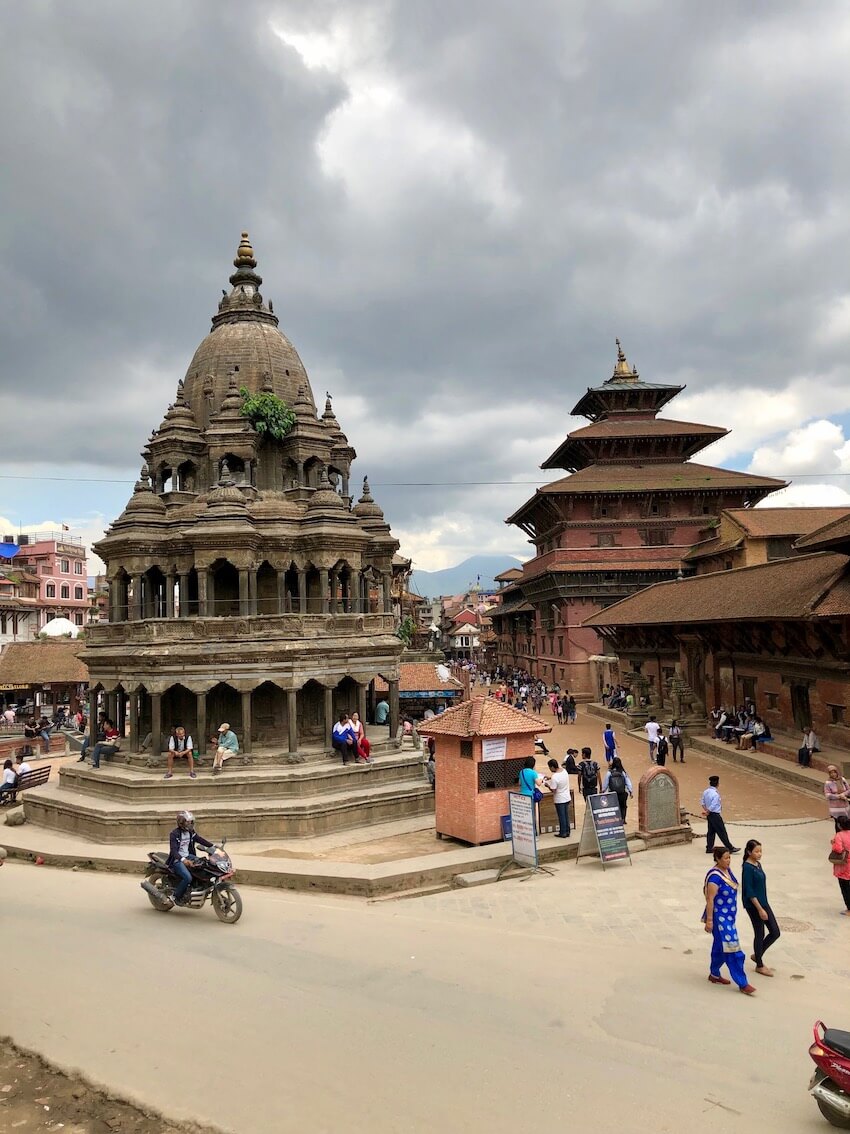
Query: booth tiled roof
0 640 88 686
418 696 550 737
583 551 850 628
795 513 850 552
374 664 463 693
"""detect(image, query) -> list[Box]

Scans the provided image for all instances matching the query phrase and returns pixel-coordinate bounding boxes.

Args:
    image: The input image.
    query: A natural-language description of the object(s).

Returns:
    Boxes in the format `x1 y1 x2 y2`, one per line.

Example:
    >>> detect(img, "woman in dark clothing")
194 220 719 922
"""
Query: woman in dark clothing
741 839 780 977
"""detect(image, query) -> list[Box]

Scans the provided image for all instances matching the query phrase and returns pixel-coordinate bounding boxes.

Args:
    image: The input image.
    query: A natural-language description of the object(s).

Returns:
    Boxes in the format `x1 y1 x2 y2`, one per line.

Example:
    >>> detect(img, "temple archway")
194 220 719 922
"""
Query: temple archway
256 561 278 615
297 679 325 746
207 682 241 735
210 559 239 617
161 683 197 740
252 680 287 743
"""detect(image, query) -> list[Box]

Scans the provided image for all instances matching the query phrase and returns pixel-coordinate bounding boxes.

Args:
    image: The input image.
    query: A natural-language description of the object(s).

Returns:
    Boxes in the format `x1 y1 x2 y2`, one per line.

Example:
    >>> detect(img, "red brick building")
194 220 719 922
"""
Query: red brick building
583 513 850 750
493 343 783 694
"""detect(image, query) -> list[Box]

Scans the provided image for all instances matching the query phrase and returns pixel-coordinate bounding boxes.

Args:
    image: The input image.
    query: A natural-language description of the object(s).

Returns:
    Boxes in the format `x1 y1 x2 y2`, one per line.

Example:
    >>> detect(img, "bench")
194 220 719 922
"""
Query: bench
0 764 51 806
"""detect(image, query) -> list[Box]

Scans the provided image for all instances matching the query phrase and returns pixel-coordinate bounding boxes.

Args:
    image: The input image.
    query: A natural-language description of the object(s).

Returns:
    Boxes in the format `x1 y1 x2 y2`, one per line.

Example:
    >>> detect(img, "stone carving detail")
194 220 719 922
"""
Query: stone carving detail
193 621 207 637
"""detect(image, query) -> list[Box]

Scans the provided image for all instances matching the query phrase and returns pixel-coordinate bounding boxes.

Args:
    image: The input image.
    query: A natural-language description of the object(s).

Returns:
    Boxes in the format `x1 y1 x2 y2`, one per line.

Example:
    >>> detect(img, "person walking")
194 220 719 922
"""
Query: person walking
644 716 660 761
655 731 669 767
824 765 850 831
602 756 633 822
602 723 617 765
669 719 685 763
544 758 571 838
830 815 850 916
567 695 577 724
741 839 780 976
703 848 755 994
577 747 601 800
701 775 739 855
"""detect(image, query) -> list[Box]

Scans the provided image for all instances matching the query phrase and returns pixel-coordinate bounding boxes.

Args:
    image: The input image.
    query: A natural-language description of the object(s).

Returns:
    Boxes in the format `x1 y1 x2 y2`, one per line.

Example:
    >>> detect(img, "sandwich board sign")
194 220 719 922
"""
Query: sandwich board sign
576 792 631 869
507 791 537 868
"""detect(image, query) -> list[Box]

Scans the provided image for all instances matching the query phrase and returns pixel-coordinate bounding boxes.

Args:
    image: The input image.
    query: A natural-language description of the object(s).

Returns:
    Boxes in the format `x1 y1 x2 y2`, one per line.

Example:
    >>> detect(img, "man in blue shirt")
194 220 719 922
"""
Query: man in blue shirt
602 723 617 764
701 775 739 855
332 712 360 764
375 699 390 725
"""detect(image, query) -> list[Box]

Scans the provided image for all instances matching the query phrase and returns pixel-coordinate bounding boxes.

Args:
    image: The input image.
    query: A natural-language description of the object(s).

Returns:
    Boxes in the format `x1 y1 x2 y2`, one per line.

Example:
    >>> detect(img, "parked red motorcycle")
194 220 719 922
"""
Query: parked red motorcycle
809 1021 850 1127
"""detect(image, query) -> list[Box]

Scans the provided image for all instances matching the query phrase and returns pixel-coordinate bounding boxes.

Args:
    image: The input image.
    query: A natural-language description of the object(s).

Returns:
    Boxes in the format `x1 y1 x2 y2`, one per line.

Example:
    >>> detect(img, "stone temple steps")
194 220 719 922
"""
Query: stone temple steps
23 750 434 843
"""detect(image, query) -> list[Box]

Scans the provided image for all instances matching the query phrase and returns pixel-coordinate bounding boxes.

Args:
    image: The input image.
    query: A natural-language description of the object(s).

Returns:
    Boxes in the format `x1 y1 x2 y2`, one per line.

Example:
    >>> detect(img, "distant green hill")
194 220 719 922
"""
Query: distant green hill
410 555 524 599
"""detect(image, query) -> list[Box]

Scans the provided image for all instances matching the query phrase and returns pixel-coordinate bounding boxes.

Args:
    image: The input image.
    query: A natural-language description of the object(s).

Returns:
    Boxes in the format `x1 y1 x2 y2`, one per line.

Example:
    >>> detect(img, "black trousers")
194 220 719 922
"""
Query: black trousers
706 811 733 851
671 739 684 761
616 791 628 822
746 901 781 966
838 877 850 911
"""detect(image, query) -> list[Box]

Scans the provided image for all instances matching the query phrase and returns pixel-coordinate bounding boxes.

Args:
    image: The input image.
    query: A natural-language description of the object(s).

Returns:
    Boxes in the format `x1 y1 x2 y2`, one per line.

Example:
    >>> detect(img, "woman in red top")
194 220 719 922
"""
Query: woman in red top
831 814 850 915
350 711 371 762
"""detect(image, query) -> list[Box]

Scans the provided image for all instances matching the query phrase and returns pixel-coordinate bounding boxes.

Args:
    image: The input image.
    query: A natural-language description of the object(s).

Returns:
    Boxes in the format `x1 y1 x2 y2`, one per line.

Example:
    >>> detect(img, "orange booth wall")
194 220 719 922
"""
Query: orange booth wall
434 732 539 846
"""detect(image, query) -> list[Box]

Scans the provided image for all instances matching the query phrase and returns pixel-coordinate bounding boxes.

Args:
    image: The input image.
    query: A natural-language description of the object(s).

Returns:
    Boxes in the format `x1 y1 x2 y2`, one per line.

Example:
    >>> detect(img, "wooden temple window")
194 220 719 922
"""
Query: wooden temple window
829 704 846 726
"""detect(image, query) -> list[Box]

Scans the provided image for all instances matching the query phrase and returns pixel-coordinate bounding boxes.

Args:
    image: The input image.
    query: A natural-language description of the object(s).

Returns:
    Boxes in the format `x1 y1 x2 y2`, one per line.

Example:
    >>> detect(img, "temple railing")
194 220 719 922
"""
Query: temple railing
86 612 398 645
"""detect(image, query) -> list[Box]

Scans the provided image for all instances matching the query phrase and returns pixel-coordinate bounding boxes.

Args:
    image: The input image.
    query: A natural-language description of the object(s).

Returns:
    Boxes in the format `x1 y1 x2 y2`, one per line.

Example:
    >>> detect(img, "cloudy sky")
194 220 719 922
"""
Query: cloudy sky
3 0 850 571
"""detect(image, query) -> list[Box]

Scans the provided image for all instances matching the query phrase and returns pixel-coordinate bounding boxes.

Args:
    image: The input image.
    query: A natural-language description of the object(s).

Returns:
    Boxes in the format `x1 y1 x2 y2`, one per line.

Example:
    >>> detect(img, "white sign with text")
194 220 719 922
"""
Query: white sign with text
482 735 507 762
508 792 538 868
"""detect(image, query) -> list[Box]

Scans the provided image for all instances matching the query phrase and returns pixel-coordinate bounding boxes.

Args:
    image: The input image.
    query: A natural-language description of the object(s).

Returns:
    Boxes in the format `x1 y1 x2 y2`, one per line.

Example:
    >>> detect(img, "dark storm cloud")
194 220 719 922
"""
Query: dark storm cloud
2 0 850 563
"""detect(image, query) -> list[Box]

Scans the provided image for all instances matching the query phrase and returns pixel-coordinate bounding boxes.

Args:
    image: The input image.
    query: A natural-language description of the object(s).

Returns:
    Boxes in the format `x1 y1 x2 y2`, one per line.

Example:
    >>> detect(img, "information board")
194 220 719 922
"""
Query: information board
482 736 507 762
576 792 631 869
508 792 537 868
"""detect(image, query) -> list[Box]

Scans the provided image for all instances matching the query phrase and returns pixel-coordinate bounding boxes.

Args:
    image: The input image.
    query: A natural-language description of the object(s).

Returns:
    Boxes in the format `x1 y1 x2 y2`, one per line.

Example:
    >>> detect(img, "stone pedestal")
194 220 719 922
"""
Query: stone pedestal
637 766 693 846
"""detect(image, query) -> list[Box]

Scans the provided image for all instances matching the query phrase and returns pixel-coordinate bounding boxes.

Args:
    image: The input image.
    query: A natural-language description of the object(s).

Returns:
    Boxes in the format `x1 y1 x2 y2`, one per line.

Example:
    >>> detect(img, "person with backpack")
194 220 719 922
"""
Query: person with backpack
603 756 633 822
655 732 669 767
577 746 601 800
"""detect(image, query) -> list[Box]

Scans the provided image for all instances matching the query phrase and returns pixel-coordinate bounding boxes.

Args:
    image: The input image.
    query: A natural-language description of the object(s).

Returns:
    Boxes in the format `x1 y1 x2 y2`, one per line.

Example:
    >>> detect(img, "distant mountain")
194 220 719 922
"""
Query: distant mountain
410 555 524 599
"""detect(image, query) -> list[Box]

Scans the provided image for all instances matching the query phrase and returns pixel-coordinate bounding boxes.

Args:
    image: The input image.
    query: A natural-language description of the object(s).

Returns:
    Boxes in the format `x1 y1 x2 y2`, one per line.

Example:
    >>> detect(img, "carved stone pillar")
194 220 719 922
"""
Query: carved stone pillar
388 679 400 738
277 570 287 614
248 567 257 616
357 682 367 726
150 692 162 756
324 686 334 742
241 690 252 753
197 568 208 617
341 573 350 614
128 691 138 752
382 573 392 614
287 689 298 753
298 570 307 614
329 569 337 614
178 573 189 617
166 573 176 619
320 570 330 615
239 568 250 617
196 692 207 758
130 574 143 621
88 688 99 751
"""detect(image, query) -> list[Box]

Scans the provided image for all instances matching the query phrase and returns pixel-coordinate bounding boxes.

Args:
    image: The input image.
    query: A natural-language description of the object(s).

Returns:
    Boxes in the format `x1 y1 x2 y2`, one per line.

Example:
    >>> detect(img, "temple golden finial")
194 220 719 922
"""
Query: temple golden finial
616 337 625 363
612 337 634 378
234 231 257 269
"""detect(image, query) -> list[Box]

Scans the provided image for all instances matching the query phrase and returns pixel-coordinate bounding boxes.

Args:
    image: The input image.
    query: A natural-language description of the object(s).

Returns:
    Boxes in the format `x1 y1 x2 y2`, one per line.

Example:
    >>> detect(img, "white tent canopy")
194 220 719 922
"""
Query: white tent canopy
41 617 80 639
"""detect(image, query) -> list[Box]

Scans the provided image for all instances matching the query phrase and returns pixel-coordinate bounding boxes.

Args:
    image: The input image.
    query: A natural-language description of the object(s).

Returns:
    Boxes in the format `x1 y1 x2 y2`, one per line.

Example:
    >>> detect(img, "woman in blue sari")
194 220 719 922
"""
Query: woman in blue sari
703 847 756 995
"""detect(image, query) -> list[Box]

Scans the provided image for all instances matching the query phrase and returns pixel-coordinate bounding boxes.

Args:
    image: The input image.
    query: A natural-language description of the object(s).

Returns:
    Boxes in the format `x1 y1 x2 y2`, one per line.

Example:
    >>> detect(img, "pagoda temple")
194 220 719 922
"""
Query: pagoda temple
493 342 785 695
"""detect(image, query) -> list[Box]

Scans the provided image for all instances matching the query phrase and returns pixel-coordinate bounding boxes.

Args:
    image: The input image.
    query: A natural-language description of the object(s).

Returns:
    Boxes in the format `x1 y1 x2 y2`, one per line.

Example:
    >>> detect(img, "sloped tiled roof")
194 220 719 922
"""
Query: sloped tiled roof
373 663 464 694
682 536 743 562
539 463 785 495
583 551 850 627
418 696 551 737
795 513 850 552
727 507 850 539
0 640 89 685
494 567 524 582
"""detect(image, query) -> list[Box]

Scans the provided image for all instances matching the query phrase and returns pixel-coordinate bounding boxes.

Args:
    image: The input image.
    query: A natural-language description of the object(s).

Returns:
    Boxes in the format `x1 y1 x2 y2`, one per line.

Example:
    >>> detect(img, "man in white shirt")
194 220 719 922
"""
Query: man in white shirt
545 757 572 838
644 716 661 761
14 752 32 777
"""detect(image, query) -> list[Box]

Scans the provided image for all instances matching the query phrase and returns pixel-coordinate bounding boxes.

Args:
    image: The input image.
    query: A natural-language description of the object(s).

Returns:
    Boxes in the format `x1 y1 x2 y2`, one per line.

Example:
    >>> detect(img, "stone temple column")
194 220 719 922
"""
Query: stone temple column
277 569 287 614
324 686 334 743
287 689 298 753
320 570 330 615
328 569 338 614
239 568 250 617
197 568 208 617
88 688 99 752
166 572 176 619
130 574 143 621
178 573 189 617
388 679 400 738
382 573 392 614
298 570 307 614
128 691 138 752
357 682 367 726
196 692 207 758
150 692 162 757
241 690 252 754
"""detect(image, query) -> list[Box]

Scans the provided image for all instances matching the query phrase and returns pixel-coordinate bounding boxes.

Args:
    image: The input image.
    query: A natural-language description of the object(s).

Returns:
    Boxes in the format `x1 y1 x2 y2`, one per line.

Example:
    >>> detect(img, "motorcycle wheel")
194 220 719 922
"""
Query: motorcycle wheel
817 1093 850 1129
212 884 242 924
145 871 174 911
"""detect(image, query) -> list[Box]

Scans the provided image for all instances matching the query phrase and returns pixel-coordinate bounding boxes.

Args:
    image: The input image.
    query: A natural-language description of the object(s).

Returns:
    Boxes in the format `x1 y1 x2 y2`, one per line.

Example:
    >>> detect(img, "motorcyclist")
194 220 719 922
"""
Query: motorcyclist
167 810 214 906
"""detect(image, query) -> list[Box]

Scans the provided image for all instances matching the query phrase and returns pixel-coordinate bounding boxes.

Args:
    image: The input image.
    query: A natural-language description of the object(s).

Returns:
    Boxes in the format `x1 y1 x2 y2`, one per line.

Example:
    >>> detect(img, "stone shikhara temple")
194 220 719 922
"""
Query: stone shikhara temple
85 233 405 753
26 235 434 842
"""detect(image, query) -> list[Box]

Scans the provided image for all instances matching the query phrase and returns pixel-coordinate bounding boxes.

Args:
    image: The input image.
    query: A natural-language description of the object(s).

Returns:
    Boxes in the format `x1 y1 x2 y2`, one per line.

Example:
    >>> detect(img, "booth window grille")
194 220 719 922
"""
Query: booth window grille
460 740 473 759
478 757 526 793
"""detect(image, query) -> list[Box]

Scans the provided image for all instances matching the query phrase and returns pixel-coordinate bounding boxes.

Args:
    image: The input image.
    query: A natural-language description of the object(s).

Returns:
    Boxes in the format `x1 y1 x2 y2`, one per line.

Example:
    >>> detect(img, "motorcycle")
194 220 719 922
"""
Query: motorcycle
809 1021 850 1127
140 839 243 924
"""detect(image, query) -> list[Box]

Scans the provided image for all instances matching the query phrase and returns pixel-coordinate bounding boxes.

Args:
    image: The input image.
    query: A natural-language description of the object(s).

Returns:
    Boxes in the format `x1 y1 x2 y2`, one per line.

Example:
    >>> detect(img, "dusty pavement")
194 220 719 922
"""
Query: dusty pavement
2 812 845 1134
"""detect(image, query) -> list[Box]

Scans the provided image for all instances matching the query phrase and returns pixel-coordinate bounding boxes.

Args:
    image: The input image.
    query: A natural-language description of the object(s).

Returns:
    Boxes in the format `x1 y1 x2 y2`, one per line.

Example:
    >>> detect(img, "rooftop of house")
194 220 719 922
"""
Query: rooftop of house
418 696 551 737
0 640 89 685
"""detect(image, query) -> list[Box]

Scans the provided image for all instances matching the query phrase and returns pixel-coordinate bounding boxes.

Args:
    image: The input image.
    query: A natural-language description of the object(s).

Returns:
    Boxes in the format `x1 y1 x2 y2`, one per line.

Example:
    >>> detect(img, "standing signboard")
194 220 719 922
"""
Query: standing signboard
507 792 537 868
576 792 631 869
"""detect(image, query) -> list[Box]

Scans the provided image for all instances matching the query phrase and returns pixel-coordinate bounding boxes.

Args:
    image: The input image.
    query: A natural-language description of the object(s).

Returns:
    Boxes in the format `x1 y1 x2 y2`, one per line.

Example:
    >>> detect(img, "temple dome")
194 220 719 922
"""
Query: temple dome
181 233 316 421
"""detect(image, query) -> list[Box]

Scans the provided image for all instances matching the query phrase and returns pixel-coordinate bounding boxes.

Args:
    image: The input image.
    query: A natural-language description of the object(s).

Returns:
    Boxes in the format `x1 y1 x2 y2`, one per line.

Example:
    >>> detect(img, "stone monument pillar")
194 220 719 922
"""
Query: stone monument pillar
637 766 692 846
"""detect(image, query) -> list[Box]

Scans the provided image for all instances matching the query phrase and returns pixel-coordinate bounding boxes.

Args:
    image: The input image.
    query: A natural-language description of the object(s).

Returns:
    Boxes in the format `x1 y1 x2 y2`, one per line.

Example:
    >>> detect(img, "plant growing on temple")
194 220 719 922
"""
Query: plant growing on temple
396 616 416 647
239 387 296 441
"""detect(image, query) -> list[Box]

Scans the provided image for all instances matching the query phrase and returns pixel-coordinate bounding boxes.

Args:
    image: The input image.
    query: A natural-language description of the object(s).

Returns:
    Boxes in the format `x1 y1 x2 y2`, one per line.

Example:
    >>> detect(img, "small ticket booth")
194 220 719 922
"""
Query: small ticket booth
419 697 552 845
